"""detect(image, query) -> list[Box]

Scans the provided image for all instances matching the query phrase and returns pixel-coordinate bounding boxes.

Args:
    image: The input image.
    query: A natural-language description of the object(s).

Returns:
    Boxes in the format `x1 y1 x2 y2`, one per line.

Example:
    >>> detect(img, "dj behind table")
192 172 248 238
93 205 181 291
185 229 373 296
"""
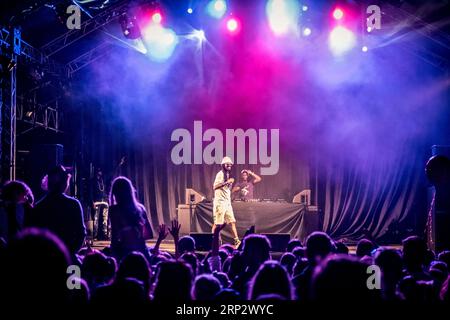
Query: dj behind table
177 190 320 245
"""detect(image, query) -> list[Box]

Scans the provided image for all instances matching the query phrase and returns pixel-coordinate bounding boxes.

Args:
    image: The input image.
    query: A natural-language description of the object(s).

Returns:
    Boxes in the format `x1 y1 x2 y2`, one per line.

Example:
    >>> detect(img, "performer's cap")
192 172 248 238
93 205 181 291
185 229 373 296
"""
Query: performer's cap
221 157 233 165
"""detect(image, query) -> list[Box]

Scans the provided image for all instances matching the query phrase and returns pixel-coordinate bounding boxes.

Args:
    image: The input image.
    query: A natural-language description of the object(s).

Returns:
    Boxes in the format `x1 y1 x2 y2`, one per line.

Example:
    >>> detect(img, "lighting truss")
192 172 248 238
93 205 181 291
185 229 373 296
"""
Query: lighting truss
41 0 129 57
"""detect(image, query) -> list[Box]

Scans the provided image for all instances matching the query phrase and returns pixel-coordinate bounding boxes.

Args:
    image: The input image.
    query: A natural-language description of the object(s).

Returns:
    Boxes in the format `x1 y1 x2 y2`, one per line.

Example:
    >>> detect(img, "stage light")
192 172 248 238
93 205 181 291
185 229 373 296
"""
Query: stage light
164 32 176 45
332 8 344 20
303 27 311 36
142 25 178 61
193 29 206 42
302 5 308 12
226 17 239 33
328 26 356 56
266 0 300 35
187 29 206 49
214 0 226 12
139 47 148 54
362 46 368 52
207 0 227 19
187 8 193 14
187 29 206 43
119 13 141 39
152 12 162 24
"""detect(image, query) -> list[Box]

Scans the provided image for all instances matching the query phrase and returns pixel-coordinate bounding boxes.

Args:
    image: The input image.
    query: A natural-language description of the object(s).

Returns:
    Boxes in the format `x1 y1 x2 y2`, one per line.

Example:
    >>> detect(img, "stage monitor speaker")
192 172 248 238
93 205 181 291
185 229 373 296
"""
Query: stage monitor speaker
190 232 213 251
261 233 291 252
292 189 311 205
185 188 205 204
177 204 193 236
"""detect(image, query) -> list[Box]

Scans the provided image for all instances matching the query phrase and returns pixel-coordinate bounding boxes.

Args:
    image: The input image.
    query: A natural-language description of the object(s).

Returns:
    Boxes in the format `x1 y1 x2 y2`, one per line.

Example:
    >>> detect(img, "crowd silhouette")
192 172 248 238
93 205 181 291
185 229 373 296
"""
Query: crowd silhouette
0 166 449 306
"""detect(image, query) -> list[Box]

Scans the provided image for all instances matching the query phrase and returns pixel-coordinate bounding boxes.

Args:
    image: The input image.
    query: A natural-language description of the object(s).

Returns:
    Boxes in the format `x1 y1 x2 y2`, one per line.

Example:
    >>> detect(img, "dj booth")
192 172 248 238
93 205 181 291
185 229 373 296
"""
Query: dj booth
178 196 321 245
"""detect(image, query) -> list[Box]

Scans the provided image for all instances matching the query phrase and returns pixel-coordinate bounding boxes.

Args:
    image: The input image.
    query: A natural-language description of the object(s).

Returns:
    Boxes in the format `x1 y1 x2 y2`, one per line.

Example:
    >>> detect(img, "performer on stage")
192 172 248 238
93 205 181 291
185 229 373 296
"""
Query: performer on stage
212 156 241 247
232 169 262 201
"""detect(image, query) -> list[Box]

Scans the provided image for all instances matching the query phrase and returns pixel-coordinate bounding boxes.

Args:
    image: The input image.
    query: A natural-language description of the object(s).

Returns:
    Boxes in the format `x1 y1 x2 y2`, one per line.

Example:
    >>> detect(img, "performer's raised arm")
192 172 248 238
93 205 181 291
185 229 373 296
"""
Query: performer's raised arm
235 169 261 201
247 170 262 184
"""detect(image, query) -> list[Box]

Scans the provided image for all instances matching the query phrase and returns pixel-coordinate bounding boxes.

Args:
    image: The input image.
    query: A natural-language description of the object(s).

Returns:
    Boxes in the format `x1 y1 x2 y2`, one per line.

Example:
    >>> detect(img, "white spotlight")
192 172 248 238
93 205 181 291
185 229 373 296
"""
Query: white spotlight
303 27 311 36
187 29 206 48
328 26 356 56
193 29 206 42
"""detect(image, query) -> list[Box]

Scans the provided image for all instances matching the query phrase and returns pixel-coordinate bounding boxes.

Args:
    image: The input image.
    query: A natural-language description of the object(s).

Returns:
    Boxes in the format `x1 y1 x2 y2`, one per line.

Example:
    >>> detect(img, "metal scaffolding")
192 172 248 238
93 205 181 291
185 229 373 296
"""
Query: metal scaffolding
1 28 68 77
0 0 128 181
41 0 128 57
17 95 60 134
66 41 112 76
0 28 19 181
1 28 67 181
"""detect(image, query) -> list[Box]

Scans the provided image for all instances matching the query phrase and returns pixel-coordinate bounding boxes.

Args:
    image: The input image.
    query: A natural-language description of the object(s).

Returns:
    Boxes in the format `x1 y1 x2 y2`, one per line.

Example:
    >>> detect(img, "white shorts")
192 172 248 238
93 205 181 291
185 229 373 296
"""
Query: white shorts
213 201 236 225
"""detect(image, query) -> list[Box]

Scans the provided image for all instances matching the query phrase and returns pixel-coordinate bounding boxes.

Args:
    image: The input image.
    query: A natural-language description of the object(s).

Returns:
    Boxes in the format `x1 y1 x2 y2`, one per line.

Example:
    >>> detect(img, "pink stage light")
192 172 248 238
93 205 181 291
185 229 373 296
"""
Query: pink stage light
152 12 162 24
332 8 344 20
226 17 239 33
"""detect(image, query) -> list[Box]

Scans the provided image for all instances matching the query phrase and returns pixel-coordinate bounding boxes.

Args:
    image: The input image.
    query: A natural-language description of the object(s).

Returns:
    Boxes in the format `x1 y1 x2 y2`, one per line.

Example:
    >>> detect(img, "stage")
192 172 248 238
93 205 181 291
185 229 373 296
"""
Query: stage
89 239 401 256
190 201 320 243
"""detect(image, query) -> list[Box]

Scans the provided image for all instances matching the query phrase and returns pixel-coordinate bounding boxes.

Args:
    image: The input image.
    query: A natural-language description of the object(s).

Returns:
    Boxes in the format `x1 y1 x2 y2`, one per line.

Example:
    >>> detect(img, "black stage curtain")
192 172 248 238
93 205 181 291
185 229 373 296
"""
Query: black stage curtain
315 147 425 241
80 118 426 242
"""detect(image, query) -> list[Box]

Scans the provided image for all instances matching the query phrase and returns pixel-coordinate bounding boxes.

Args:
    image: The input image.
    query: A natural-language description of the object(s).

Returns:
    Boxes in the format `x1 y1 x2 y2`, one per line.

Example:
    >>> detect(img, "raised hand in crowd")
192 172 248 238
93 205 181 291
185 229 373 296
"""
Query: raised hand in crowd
169 220 181 258
151 224 169 254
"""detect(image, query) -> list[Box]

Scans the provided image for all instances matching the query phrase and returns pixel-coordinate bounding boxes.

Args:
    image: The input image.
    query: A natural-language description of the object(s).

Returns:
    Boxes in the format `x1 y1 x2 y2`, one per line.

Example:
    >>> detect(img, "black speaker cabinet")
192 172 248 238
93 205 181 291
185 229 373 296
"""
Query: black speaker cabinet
429 185 450 253
190 232 213 251
429 145 450 252
261 233 291 252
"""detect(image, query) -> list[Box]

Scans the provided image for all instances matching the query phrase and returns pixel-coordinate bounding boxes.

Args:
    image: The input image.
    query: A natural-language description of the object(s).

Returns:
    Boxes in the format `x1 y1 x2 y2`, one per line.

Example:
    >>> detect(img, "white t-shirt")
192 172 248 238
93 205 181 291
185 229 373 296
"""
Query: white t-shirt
213 170 232 202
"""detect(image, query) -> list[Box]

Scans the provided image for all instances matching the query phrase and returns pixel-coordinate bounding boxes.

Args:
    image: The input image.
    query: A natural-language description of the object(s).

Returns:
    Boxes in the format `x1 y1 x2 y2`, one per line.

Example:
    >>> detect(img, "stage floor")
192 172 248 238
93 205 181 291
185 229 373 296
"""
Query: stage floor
90 239 401 256
91 239 175 253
